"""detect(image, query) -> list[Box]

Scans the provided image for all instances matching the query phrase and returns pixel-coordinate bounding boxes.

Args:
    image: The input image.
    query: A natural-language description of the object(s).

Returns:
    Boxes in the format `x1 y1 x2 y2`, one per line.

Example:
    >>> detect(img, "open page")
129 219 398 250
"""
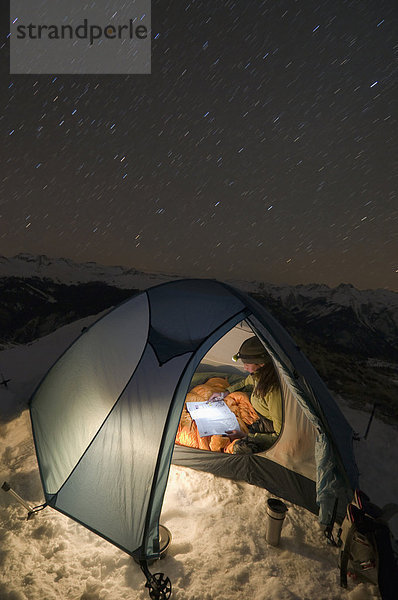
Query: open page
186 400 240 437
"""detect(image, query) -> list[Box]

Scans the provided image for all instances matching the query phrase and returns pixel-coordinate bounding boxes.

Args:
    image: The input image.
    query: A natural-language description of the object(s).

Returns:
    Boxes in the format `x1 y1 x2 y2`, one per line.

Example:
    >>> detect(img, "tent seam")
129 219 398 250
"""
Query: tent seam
141 306 251 556
52 291 151 498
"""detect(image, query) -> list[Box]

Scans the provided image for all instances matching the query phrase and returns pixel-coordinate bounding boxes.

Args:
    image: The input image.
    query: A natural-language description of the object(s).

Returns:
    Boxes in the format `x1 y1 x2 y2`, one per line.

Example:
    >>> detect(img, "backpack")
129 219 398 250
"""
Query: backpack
337 490 398 600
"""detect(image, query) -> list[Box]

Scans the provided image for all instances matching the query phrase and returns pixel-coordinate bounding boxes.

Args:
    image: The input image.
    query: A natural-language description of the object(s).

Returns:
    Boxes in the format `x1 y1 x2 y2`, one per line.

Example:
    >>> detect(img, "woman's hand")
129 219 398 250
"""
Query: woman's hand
225 429 246 441
208 391 227 402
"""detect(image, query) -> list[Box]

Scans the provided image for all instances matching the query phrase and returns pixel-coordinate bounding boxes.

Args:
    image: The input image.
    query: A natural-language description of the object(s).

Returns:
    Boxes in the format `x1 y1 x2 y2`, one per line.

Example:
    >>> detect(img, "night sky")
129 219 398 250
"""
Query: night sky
1 1 397 290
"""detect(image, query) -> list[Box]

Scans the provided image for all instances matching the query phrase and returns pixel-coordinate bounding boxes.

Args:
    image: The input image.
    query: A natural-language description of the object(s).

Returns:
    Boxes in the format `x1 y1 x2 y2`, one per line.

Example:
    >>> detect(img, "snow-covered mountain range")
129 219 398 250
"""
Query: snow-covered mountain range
1 253 397 421
1 252 397 305
1 252 397 350
0 253 175 288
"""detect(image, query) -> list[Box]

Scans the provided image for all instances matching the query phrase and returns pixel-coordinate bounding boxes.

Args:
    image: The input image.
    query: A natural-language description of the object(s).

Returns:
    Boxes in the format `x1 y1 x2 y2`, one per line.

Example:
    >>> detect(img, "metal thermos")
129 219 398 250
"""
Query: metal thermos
266 498 288 546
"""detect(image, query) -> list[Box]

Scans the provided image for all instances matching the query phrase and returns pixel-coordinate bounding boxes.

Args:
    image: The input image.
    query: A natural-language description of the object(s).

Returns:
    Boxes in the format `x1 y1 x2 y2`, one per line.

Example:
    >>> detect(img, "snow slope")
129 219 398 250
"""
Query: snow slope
0 317 397 599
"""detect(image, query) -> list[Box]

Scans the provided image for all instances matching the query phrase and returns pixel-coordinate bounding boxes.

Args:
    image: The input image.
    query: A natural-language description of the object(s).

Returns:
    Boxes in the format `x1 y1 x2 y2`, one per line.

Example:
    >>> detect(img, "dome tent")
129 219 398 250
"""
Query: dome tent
29 279 358 597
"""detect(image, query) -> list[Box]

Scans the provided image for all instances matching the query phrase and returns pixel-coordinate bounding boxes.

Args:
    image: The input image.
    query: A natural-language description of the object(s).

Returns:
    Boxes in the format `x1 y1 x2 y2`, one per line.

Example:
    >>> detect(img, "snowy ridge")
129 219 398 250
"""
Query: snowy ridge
1 253 398 345
234 280 398 339
0 253 177 288
1 252 397 301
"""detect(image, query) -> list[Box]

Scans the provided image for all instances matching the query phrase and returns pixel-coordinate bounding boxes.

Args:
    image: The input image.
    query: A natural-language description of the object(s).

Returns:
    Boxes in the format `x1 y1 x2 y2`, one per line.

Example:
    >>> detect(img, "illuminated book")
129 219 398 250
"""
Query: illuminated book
186 400 240 438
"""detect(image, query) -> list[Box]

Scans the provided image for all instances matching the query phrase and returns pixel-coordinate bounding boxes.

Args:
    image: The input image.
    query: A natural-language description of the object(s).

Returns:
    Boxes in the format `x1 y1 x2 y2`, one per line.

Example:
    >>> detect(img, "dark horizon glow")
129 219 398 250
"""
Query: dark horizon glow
1 1 397 291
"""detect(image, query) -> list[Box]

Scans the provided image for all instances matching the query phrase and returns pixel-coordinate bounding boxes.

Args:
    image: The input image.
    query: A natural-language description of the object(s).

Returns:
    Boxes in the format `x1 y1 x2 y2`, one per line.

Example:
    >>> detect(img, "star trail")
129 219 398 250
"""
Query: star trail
1 1 397 290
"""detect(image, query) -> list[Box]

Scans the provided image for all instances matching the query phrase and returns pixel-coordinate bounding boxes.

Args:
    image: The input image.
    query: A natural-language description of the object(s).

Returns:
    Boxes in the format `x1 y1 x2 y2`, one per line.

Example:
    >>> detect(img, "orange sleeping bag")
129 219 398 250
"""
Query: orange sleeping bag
175 378 259 454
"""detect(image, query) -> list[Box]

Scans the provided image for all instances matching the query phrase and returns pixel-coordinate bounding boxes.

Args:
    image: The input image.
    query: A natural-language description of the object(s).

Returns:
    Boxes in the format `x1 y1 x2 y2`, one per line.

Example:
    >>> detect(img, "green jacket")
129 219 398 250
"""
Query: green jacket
226 373 283 448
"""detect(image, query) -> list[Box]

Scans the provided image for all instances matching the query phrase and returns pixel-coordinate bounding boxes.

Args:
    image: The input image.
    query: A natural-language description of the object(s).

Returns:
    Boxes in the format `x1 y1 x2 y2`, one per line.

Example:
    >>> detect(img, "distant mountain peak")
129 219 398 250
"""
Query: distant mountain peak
0 253 397 306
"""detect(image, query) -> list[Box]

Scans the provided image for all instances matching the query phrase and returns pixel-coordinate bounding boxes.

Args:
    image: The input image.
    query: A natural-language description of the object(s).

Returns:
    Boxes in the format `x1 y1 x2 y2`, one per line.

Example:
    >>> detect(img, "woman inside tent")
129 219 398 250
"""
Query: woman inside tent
209 336 283 454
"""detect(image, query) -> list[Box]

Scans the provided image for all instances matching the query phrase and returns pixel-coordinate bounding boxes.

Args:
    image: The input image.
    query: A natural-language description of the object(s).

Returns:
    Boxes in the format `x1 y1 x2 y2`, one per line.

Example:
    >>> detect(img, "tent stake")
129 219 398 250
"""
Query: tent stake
364 403 378 440
2 481 33 511
2 481 46 520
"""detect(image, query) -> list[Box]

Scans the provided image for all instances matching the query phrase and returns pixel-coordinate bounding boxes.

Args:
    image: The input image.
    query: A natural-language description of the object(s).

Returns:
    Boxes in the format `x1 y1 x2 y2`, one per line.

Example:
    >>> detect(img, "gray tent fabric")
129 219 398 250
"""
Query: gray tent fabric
243 312 355 525
30 292 149 495
29 279 358 561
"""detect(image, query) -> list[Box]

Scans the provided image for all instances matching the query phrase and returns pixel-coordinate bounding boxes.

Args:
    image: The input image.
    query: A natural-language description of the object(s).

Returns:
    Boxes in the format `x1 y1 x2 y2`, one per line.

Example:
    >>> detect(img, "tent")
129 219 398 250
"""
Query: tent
29 279 358 596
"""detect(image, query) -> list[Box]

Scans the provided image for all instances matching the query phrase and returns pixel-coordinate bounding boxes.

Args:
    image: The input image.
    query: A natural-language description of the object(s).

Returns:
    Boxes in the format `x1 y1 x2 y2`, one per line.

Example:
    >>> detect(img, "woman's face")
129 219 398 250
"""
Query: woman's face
242 362 265 374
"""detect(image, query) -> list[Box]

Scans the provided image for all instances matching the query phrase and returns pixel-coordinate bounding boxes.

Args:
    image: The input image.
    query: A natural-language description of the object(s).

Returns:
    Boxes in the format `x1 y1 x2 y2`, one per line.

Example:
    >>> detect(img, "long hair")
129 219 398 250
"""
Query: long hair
253 361 279 398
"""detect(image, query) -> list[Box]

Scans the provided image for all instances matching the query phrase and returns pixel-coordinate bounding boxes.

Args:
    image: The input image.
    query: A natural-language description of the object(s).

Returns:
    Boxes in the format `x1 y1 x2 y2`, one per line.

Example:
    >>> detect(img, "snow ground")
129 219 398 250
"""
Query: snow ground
0 317 396 600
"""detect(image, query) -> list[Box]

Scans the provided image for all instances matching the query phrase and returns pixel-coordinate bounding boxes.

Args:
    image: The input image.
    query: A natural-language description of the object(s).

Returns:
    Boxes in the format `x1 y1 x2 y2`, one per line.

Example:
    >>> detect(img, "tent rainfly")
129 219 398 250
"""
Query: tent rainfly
29 279 359 598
